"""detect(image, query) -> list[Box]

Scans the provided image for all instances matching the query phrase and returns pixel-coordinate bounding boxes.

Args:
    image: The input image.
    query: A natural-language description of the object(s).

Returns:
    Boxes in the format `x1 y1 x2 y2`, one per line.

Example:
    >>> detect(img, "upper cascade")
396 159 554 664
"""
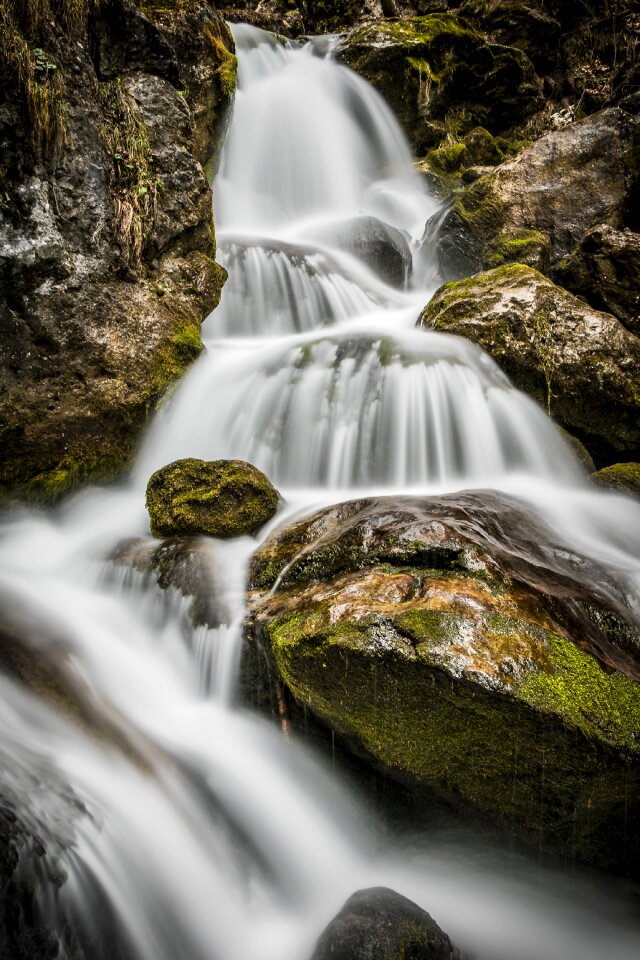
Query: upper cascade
215 25 437 240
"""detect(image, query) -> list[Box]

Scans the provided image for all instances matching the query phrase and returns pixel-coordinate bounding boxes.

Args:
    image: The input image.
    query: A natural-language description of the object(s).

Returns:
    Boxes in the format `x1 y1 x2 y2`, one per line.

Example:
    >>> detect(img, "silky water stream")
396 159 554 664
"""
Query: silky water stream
1 22 640 960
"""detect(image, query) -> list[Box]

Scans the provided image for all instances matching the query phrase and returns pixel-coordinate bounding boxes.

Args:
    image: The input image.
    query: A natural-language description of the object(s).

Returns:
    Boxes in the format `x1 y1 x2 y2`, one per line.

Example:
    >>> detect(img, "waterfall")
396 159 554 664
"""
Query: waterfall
0 20 639 960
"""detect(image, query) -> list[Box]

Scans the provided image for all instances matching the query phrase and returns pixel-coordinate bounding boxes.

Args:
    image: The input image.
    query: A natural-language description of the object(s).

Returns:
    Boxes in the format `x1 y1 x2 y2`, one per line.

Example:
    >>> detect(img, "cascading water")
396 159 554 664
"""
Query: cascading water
1 20 640 960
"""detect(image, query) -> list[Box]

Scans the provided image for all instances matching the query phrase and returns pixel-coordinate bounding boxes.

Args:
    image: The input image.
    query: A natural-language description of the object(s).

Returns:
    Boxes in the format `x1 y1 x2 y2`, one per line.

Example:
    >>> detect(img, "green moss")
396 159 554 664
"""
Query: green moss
592 462 640 498
146 457 280 539
518 632 640 753
484 229 551 271
263 599 640 869
203 20 238 98
359 13 479 46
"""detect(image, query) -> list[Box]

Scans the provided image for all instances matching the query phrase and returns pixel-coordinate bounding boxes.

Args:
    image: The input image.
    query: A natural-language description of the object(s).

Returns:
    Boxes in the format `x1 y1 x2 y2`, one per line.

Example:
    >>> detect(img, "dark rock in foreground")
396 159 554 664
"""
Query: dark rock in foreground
246 493 640 875
146 458 280 539
311 887 461 960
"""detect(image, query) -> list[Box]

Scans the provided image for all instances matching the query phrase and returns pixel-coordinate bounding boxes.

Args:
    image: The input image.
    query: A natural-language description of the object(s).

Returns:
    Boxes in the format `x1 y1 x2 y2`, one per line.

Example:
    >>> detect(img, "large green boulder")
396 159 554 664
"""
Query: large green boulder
246 494 640 874
419 264 640 465
146 458 280 539
336 14 542 154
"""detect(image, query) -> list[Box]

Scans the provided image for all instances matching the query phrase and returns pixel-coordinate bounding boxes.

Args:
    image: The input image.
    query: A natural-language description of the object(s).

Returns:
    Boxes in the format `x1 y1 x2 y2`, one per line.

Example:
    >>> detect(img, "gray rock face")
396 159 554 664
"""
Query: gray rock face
0 0 234 501
311 888 462 960
419 264 640 465
428 106 637 281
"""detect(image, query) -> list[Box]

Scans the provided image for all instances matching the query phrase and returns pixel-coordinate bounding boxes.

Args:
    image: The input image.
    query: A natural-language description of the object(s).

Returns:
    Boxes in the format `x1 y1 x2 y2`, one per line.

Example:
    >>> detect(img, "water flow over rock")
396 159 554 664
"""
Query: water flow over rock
0 19 640 960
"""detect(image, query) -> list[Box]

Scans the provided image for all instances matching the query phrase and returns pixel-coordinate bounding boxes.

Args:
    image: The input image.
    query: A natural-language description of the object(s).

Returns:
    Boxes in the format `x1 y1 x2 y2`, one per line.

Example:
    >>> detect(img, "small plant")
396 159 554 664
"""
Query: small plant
99 79 158 269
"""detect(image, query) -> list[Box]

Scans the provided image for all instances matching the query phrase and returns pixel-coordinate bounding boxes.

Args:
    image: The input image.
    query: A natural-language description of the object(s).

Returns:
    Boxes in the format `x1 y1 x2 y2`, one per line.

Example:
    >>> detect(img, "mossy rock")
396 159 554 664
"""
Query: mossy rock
592 463 640 498
246 494 640 874
427 106 635 281
146 458 280 539
419 264 640 465
336 14 542 155
484 228 551 271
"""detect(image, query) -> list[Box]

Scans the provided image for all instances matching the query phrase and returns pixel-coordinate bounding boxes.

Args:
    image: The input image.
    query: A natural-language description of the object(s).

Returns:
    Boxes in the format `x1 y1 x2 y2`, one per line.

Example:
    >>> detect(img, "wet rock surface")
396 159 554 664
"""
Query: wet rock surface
0 0 234 501
111 535 221 626
419 264 640 466
308 216 413 288
146 458 280 539
246 493 640 874
311 887 462 960
553 226 640 338
427 105 638 281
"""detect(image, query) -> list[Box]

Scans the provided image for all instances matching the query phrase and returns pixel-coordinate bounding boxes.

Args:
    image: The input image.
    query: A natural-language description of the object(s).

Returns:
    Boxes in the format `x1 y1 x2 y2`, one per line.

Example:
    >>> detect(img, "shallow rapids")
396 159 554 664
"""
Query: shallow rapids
0 20 640 960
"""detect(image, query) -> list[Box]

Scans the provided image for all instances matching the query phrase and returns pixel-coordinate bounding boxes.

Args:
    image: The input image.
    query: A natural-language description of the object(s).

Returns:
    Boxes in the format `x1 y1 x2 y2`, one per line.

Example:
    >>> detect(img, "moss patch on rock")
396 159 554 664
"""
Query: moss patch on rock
591 462 640 498
336 13 542 155
146 458 280 539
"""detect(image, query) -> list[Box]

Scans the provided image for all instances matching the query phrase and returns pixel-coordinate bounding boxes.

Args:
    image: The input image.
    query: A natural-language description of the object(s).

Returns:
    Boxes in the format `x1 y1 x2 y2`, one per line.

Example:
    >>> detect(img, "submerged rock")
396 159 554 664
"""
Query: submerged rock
246 494 640 874
428 105 637 280
419 264 640 465
146 458 280 539
111 535 221 627
308 216 413 288
311 887 461 960
336 14 542 154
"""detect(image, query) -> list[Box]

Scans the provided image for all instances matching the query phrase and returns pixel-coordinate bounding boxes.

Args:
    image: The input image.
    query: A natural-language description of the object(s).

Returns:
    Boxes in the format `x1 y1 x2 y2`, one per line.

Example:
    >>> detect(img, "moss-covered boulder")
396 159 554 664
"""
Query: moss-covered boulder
417 126 524 197
428 105 637 280
419 264 640 465
592 463 640 499
146 458 280 539
553 226 640 338
246 494 640 874
311 888 461 960
336 14 542 154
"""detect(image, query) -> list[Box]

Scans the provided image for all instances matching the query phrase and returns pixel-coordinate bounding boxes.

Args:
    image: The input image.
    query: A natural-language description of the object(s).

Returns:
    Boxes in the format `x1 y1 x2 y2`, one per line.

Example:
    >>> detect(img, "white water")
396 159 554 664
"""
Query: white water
1 21 640 960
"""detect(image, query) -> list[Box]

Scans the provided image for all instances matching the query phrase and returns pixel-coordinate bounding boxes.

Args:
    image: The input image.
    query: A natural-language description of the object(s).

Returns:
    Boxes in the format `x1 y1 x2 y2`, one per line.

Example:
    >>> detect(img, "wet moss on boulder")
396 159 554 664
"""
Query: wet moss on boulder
427 105 636 281
419 264 640 465
246 494 640 875
146 458 280 539
336 13 542 155
591 463 640 499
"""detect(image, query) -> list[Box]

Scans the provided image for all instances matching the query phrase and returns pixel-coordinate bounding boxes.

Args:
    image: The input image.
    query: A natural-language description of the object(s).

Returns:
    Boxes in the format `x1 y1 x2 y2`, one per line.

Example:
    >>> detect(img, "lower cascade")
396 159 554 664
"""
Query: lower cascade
1 19 640 960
